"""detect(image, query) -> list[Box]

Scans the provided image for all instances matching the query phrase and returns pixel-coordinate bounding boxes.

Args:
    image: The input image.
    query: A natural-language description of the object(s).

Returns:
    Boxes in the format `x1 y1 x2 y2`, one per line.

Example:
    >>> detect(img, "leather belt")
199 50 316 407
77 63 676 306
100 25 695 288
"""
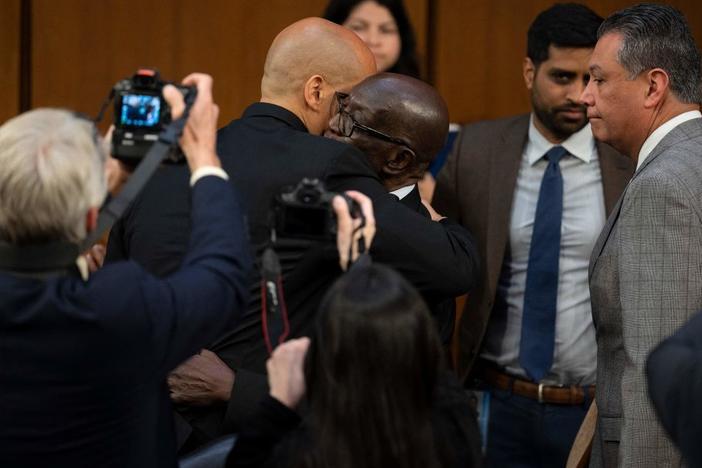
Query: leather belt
480 366 595 405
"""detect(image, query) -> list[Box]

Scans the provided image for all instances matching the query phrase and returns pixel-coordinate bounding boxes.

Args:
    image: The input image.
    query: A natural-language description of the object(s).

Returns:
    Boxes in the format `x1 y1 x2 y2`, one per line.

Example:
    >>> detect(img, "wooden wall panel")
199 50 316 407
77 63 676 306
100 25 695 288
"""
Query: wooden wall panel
0 0 20 124
30 0 428 129
433 0 702 124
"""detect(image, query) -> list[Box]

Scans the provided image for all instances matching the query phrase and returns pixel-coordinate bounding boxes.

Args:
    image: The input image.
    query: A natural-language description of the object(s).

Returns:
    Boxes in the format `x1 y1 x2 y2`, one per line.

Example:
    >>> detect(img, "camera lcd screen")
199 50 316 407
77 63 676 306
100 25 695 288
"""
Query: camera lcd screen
120 93 161 128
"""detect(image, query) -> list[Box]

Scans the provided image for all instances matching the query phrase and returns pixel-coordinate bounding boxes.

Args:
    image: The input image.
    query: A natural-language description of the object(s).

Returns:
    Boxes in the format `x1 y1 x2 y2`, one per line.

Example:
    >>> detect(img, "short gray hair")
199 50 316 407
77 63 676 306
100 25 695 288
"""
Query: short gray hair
0 109 106 244
599 3 702 104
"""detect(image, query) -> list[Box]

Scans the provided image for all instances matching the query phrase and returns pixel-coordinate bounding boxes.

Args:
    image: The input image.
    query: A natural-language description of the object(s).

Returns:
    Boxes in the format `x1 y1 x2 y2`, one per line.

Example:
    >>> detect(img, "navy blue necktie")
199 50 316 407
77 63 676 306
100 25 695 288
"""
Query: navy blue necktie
520 145 568 381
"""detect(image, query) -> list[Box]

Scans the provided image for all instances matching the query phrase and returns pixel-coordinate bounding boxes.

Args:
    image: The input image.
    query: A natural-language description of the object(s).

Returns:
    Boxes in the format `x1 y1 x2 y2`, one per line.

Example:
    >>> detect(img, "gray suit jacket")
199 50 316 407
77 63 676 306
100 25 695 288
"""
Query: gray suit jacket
589 118 702 468
433 114 632 381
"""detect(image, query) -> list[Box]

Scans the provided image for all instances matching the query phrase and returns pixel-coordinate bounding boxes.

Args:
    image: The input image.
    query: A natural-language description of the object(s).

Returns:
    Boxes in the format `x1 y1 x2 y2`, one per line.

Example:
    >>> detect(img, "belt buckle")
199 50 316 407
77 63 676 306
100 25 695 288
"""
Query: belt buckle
538 383 545 404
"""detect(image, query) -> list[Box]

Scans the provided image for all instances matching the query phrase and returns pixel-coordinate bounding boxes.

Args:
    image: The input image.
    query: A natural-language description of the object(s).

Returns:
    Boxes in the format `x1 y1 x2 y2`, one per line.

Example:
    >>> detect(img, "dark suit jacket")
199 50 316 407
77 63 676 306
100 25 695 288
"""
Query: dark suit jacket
647 310 702 468
106 103 479 449
432 114 633 381
399 185 455 344
0 177 251 468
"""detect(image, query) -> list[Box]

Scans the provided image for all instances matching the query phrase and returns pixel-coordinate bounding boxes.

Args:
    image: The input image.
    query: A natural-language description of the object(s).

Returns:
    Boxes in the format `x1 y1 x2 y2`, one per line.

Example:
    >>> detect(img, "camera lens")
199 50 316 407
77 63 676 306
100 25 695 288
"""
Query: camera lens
297 187 320 204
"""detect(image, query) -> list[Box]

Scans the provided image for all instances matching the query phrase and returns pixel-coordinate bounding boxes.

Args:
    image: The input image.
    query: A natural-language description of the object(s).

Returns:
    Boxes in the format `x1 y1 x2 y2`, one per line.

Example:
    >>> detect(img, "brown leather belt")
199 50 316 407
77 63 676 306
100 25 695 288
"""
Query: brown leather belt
480 366 595 405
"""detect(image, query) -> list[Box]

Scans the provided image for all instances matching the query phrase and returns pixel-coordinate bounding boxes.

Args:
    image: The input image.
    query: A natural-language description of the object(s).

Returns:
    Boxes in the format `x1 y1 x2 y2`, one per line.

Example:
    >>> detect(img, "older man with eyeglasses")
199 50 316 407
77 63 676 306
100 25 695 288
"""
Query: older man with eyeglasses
325 73 459 342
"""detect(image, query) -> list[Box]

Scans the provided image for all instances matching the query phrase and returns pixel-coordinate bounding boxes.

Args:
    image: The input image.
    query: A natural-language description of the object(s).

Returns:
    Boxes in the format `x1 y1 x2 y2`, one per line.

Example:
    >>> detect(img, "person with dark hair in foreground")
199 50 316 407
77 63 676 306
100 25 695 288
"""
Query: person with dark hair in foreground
581 4 702 467
325 71 457 343
226 263 481 468
0 74 253 468
323 0 421 79
433 3 632 467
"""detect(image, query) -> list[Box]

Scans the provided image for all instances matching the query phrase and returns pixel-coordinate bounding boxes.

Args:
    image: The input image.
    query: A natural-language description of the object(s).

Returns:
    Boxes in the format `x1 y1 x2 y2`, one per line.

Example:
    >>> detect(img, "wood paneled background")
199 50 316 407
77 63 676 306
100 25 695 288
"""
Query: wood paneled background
3 0 702 128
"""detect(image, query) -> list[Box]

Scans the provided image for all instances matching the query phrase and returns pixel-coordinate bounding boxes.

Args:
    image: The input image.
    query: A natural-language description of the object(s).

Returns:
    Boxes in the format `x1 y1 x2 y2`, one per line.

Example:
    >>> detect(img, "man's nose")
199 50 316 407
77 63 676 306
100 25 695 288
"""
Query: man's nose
579 80 595 106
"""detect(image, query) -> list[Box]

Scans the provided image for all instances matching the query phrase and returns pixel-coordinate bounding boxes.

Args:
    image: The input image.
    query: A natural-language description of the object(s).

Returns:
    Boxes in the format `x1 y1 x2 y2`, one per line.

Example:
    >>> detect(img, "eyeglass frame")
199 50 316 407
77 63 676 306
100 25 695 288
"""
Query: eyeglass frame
334 92 415 152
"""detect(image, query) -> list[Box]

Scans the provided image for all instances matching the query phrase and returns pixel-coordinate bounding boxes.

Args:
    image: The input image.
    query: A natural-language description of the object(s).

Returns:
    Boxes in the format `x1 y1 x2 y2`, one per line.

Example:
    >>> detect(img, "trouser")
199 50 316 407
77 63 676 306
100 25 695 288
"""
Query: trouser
483 384 591 468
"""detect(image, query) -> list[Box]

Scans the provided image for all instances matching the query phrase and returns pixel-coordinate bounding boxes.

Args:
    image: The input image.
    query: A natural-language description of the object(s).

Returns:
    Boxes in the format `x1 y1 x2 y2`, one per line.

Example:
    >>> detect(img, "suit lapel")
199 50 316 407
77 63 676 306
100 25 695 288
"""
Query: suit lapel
485 116 529 294
588 191 626 279
589 141 634 279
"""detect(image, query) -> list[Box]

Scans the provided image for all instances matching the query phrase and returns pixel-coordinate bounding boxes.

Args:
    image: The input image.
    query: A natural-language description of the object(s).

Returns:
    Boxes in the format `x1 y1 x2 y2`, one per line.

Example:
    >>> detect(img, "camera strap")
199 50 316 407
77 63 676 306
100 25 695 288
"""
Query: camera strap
260 246 290 355
80 87 197 252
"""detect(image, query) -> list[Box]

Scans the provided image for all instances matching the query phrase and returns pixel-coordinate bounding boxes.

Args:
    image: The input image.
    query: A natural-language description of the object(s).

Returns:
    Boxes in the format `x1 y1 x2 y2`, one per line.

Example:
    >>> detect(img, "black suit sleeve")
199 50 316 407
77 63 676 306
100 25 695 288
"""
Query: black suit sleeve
646 310 702 468
226 395 301 468
326 146 479 298
222 368 270 433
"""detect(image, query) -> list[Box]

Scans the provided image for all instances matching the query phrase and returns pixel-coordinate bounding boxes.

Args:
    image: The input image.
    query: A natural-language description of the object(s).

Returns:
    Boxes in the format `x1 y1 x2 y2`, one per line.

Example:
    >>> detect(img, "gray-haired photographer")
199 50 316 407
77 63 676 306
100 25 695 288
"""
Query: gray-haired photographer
0 70 374 468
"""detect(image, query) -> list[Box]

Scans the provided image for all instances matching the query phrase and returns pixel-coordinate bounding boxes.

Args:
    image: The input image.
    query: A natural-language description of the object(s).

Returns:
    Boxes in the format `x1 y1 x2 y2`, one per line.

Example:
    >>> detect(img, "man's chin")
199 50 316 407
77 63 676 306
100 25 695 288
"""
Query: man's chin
588 118 607 140
552 118 588 137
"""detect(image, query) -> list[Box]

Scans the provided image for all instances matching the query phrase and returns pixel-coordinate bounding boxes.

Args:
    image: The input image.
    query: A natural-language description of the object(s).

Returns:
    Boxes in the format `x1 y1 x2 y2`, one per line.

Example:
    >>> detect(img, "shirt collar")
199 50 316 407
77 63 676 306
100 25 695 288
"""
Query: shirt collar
636 110 702 170
241 102 308 133
390 184 416 200
526 114 596 166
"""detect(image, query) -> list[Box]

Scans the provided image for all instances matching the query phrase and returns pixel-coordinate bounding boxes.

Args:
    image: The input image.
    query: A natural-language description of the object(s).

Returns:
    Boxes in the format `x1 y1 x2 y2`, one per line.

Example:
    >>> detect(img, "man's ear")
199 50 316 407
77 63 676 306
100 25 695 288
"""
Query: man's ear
85 207 99 234
303 75 326 111
384 147 416 175
643 68 670 109
523 57 536 91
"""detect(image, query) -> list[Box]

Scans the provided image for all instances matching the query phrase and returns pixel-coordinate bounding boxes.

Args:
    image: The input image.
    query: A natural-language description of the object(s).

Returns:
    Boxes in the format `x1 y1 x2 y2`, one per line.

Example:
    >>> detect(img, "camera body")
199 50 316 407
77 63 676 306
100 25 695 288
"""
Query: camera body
273 178 361 240
111 68 192 164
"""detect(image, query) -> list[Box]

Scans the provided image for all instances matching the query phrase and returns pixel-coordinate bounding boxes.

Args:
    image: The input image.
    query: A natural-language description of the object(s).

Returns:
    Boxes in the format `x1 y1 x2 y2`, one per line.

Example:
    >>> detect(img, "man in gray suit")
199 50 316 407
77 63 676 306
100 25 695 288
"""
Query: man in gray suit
433 4 632 467
581 4 702 467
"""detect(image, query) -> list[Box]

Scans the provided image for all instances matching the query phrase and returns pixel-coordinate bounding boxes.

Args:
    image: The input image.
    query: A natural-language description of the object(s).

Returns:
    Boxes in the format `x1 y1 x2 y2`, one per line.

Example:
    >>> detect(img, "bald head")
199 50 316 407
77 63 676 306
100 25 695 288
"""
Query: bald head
327 73 448 189
353 73 449 163
261 18 376 100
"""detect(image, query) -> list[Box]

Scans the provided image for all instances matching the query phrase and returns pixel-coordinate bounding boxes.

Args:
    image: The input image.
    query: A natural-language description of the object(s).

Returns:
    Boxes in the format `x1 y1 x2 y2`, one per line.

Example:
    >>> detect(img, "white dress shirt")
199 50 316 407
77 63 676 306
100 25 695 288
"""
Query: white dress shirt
390 184 415 200
481 116 605 385
636 110 702 171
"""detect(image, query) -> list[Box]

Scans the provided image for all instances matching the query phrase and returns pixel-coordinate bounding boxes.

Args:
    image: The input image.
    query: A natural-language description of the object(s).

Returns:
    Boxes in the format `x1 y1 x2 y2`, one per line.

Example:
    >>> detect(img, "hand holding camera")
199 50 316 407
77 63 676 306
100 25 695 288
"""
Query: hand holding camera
107 68 220 174
162 73 221 173
334 190 375 271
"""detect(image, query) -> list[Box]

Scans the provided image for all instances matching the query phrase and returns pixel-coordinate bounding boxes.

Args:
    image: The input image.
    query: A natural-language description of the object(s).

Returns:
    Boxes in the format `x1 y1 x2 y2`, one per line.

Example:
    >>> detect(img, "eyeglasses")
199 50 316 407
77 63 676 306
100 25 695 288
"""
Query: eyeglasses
334 92 413 151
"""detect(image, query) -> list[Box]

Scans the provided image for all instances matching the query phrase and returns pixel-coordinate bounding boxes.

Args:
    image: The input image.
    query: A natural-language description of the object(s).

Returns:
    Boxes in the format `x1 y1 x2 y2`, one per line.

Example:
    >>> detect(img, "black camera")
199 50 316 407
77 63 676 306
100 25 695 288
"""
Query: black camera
111 68 194 164
273 178 362 240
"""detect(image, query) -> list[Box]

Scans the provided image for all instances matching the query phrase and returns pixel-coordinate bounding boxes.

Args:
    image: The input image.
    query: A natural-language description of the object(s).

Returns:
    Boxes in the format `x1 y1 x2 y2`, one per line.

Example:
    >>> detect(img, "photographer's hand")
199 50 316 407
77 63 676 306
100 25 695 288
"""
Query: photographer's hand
162 73 221 173
334 191 376 271
267 337 310 409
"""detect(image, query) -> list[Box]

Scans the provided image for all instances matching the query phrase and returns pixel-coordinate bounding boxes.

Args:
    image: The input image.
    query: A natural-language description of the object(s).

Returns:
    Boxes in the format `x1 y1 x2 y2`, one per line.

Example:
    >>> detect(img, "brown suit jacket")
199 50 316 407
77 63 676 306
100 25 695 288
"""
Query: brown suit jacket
433 114 633 381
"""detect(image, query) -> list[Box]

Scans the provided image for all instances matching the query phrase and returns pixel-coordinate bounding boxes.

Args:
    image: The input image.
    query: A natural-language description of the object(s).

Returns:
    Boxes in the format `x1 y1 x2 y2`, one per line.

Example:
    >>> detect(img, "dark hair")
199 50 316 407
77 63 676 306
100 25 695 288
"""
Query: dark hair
599 3 702 104
302 264 443 468
527 3 603 66
323 0 421 79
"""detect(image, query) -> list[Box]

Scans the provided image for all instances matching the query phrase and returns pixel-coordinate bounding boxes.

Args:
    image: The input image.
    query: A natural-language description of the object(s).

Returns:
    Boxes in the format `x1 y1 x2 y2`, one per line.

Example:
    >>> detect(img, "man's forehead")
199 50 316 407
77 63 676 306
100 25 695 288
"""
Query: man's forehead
541 45 593 68
588 33 623 72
